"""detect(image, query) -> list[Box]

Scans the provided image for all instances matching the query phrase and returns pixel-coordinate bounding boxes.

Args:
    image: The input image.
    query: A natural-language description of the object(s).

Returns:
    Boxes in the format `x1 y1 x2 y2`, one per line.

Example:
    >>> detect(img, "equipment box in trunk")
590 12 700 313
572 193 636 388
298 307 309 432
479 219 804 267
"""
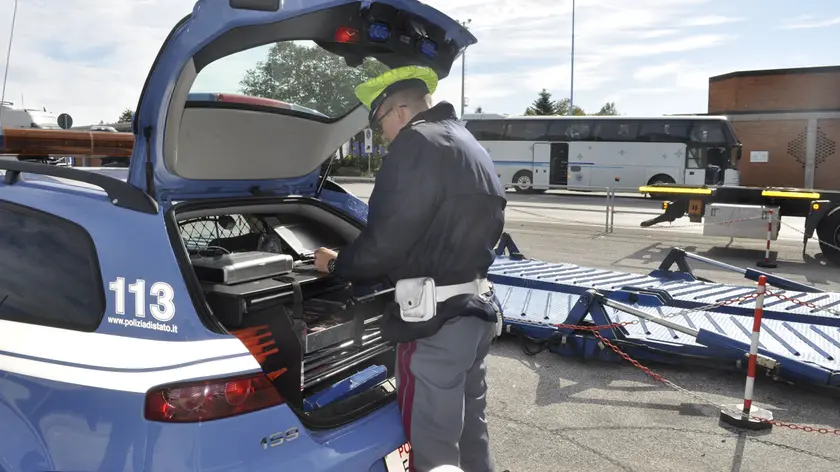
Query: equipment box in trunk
203 271 395 408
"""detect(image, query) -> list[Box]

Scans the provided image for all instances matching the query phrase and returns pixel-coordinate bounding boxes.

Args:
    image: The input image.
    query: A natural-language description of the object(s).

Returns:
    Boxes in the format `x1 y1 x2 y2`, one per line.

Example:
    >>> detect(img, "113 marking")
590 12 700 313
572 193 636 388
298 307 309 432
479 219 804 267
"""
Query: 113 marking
108 277 176 322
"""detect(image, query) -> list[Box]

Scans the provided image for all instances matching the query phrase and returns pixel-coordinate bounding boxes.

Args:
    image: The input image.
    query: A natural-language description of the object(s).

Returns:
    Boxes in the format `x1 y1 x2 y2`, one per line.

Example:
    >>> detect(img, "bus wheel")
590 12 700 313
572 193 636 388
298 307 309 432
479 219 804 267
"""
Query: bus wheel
645 174 675 199
512 171 534 193
816 209 840 267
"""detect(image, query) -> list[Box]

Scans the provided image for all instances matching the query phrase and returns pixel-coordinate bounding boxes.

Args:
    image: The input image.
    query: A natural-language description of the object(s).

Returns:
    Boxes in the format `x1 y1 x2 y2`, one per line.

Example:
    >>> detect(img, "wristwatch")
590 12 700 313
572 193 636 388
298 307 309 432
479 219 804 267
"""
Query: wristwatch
327 258 336 274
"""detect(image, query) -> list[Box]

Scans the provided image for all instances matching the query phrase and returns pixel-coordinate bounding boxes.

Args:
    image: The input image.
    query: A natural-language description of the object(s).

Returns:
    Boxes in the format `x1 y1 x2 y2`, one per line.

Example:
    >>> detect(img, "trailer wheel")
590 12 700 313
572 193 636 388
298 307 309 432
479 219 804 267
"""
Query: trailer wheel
816 209 840 266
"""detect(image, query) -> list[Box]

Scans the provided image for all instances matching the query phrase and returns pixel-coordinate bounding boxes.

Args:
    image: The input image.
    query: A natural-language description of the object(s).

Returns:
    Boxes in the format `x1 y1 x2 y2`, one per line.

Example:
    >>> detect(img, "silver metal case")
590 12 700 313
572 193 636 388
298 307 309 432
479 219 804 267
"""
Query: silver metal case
191 251 294 285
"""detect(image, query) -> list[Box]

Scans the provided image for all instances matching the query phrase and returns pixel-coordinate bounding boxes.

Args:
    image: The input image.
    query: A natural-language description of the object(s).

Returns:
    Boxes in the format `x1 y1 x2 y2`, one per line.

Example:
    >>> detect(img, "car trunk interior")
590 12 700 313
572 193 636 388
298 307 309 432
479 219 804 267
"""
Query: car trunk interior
169 196 397 425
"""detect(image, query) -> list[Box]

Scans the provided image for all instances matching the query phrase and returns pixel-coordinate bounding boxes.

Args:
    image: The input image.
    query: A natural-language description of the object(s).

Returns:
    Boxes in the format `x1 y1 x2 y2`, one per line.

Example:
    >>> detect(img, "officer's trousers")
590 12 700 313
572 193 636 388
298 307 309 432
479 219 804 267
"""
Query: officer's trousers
395 314 496 472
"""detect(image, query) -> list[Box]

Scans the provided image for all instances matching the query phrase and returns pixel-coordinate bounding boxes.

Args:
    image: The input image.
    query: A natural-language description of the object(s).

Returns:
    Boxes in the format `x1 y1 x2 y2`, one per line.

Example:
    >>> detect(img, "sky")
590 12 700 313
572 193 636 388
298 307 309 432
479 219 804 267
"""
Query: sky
0 0 838 127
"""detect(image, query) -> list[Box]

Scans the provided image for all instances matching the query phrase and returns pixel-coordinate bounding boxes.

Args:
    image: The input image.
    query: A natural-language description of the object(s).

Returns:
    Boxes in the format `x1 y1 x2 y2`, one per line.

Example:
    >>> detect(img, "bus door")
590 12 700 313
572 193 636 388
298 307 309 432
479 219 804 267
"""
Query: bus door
548 142 569 186
684 146 707 186
532 142 551 188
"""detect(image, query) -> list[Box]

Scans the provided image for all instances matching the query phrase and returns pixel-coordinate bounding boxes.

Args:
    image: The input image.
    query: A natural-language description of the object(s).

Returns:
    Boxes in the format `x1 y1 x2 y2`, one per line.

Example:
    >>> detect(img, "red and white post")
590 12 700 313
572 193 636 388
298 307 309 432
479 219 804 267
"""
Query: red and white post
757 209 778 268
720 275 774 430
742 275 766 417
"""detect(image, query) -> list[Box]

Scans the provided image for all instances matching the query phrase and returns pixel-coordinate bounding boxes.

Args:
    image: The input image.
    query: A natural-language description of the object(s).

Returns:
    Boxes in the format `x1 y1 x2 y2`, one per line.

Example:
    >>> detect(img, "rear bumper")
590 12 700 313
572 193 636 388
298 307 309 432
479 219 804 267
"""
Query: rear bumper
145 400 406 472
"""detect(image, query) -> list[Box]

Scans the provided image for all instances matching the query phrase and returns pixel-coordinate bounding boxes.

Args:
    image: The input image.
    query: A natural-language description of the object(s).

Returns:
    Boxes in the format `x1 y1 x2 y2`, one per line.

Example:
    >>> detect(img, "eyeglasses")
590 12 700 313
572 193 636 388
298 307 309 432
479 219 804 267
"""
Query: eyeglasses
370 105 407 133
370 107 392 133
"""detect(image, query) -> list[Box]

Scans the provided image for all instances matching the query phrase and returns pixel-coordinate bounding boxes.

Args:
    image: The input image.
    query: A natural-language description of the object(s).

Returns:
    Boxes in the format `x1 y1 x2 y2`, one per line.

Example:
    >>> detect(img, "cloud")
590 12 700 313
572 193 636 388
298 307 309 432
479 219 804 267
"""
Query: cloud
634 62 688 81
780 15 840 29
677 15 742 27
0 0 745 127
439 0 740 113
632 60 716 94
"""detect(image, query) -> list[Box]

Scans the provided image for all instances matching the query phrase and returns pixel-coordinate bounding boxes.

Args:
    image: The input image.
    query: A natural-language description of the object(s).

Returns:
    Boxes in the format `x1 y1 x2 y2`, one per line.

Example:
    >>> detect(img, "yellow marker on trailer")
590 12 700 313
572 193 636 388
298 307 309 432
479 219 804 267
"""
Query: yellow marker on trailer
761 190 821 199
638 186 713 195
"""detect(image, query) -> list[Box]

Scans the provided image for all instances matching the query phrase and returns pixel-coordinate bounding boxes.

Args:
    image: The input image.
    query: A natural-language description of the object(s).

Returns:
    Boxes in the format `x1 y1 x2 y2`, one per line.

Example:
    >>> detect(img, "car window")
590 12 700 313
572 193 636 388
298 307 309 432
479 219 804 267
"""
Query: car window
0 204 105 331
191 40 389 120
178 214 262 254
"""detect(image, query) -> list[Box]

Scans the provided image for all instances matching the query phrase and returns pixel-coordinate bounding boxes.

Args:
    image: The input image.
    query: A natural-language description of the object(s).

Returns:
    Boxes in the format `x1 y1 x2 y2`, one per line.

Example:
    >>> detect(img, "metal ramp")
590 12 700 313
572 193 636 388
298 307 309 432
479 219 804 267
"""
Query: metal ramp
489 234 840 390
489 248 840 328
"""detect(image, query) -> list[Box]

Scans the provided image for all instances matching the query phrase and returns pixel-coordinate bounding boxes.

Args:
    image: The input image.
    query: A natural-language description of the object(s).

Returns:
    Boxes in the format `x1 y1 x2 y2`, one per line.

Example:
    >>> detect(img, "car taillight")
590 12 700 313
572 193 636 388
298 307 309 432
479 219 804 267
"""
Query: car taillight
144 372 284 423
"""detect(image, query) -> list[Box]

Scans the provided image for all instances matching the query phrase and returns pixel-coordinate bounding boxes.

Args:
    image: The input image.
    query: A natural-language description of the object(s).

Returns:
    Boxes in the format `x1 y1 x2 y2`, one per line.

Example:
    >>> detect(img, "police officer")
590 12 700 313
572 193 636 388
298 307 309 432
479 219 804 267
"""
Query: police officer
314 65 507 472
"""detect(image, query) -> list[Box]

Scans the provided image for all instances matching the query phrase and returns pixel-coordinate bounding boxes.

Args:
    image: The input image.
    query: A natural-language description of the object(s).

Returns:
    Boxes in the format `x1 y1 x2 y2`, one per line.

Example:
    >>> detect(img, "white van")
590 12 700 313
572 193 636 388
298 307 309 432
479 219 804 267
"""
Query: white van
0 101 62 129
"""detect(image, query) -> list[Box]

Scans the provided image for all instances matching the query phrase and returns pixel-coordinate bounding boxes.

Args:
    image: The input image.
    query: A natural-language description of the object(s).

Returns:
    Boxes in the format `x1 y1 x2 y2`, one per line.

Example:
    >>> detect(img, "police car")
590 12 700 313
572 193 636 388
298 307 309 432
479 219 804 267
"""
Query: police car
0 1 475 471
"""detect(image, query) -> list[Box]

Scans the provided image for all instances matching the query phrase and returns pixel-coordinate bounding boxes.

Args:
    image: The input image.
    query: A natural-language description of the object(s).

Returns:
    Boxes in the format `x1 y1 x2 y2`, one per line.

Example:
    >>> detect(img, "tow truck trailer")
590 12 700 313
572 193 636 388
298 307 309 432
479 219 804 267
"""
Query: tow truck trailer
638 183 840 266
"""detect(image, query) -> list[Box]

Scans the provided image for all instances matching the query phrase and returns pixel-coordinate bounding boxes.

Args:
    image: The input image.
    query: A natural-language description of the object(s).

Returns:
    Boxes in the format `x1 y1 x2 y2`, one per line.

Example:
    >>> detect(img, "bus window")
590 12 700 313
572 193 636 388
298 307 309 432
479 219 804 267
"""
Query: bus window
691 121 727 145
544 119 594 141
464 120 506 140
686 148 706 169
593 120 639 141
545 120 571 141
638 120 691 142
564 121 593 141
505 120 549 141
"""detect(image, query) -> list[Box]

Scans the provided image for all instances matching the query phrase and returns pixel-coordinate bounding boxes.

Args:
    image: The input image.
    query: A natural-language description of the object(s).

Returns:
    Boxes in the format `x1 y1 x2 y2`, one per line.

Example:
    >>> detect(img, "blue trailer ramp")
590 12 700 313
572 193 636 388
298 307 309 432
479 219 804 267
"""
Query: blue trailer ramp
489 235 840 391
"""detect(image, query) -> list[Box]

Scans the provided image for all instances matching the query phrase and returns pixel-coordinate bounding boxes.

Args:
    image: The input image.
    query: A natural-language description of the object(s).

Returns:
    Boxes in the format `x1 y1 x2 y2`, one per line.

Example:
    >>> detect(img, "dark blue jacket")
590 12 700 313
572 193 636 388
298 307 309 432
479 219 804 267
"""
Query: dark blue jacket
334 101 507 342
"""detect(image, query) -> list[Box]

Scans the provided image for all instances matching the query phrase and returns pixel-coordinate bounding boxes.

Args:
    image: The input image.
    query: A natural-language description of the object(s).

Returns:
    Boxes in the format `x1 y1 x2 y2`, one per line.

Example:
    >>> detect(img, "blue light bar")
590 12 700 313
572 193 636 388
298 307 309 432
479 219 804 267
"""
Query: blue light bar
418 38 437 59
368 22 391 42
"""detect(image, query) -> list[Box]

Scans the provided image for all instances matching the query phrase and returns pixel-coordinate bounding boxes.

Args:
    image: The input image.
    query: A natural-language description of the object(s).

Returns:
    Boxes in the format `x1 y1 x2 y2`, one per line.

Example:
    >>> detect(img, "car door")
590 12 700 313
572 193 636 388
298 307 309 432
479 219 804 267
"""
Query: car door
0 201 113 472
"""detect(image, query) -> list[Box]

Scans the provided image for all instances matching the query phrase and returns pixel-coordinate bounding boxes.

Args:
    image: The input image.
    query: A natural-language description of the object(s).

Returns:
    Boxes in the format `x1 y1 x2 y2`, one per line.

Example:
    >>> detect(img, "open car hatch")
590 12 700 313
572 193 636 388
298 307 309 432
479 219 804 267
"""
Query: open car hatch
128 0 477 203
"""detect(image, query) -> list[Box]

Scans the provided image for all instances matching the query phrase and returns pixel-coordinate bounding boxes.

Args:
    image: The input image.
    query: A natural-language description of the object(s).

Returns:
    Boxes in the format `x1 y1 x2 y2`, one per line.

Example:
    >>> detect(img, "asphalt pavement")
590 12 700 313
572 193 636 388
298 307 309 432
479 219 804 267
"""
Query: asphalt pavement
340 182 840 472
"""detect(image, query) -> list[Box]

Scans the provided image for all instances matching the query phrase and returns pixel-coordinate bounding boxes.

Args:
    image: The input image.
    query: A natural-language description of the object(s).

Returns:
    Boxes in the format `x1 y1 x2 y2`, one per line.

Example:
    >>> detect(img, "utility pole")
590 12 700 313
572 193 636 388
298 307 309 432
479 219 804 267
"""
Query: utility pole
0 0 20 127
569 0 575 116
459 18 471 118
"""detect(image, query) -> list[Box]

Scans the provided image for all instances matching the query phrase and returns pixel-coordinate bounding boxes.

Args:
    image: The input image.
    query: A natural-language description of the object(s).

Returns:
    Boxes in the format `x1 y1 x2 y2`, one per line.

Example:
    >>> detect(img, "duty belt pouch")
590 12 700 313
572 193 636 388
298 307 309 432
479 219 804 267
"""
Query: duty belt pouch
395 277 437 323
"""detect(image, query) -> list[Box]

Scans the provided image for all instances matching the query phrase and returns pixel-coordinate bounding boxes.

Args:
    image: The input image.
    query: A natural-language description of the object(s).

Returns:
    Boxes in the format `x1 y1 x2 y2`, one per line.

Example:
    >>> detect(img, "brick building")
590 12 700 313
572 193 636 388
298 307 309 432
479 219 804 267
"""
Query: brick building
707 65 840 190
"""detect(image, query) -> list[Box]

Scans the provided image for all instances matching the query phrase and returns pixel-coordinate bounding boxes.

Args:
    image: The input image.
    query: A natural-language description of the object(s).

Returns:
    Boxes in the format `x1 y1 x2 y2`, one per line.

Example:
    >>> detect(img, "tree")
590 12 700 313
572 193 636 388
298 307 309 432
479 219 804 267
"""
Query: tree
240 42 388 118
240 42 391 174
524 88 557 115
474 106 483 113
553 97 586 116
118 108 134 123
523 89 620 117
594 101 619 116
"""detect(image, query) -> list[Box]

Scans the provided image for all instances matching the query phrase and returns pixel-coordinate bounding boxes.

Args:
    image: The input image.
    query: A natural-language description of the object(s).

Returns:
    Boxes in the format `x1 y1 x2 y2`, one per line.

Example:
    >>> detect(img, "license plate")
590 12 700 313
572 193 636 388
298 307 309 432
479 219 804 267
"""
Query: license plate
688 199 703 216
384 442 411 472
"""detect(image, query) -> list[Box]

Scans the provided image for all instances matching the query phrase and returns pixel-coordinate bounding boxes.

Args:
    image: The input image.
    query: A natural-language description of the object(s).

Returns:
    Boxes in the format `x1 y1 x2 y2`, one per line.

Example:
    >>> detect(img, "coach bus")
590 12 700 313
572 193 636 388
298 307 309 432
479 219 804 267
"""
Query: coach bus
461 113 743 193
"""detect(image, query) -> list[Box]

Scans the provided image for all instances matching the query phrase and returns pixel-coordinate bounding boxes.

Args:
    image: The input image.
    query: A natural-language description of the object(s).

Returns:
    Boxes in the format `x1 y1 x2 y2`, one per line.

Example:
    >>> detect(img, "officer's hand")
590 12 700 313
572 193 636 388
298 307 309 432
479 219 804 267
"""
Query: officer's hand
314 247 337 274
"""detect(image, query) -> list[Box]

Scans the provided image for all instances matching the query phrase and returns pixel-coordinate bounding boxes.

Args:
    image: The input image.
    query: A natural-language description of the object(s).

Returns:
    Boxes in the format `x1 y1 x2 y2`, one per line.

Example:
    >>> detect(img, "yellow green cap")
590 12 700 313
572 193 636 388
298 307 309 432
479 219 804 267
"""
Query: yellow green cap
355 65 439 120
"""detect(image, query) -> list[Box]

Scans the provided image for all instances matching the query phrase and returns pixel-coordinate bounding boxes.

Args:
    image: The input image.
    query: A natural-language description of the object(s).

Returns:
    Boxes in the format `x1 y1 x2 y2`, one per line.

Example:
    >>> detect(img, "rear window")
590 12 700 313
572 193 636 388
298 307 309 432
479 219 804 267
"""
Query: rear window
191 40 390 120
0 204 105 332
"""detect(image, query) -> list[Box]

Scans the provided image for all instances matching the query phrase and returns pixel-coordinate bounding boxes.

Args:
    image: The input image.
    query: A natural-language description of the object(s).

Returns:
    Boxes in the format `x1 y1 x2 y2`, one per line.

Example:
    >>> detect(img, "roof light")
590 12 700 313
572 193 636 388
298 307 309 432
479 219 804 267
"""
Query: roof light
0 128 133 158
368 22 391 42
144 372 284 423
335 26 360 43
418 38 437 59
